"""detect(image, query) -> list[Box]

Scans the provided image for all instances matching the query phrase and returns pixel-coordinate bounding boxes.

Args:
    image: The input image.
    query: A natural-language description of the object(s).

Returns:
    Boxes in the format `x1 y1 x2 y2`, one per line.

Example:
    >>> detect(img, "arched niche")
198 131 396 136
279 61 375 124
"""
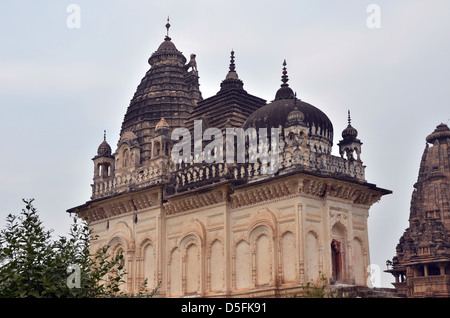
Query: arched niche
138 238 157 290
179 234 203 295
331 222 347 283
305 230 320 282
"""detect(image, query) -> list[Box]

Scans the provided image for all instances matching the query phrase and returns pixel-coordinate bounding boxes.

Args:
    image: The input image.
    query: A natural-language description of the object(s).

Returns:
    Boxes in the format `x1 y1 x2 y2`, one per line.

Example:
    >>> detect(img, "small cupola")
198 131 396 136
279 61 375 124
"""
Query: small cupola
92 131 115 183
338 111 363 161
155 117 170 135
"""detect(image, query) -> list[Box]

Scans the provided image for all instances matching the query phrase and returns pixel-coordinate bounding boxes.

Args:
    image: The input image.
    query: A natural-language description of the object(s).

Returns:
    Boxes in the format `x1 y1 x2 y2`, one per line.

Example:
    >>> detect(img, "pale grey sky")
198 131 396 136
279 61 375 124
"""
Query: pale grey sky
1 0 449 288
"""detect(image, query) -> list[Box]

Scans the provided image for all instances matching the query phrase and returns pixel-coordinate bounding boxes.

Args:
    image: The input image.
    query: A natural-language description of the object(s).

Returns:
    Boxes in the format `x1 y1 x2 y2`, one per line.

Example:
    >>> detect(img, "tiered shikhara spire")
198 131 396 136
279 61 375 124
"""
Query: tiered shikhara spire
387 123 450 298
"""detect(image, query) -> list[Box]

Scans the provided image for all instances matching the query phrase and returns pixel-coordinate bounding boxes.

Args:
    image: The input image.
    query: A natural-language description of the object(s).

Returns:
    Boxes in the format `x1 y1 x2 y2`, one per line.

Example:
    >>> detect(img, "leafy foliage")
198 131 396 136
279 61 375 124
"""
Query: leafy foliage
287 271 340 298
300 272 328 298
0 199 149 298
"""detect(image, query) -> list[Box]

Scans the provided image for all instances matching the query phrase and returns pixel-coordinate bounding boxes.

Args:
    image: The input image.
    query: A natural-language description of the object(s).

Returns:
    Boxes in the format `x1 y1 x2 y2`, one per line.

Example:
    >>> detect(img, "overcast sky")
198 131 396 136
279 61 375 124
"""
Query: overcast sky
1 1 449 288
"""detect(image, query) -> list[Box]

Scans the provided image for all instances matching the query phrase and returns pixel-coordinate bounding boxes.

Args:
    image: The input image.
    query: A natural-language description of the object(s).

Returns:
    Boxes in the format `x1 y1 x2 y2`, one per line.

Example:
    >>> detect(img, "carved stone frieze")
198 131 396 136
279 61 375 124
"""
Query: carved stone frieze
77 189 161 222
164 186 229 215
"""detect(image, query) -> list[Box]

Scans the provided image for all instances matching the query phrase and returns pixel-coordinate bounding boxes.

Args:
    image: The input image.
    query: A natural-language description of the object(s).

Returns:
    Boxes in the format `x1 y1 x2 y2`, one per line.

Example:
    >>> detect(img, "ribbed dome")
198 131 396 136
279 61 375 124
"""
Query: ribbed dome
96 131 112 157
120 36 195 134
148 38 187 65
244 98 333 140
341 111 358 141
97 140 111 156
342 125 358 140
157 38 178 52
96 130 112 157
243 61 333 145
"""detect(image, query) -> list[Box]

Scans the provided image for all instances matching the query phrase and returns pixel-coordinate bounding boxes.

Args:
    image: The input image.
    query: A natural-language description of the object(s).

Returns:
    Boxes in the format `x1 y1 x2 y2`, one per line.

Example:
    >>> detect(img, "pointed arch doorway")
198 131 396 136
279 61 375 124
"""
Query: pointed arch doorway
331 239 342 282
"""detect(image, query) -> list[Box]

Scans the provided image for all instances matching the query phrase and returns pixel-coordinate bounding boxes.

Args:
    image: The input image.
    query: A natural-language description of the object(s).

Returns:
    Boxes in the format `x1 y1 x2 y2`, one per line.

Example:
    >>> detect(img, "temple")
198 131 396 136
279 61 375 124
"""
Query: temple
68 20 391 297
386 123 450 298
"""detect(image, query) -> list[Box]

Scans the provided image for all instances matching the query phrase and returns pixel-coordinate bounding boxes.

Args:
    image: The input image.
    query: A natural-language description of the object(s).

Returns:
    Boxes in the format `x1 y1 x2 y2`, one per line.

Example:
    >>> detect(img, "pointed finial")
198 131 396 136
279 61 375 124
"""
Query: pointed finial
274 59 295 100
103 130 106 141
229 50 236 72
281 59 289 87
165 16 171 41
223 49 241 82
347 110 351 125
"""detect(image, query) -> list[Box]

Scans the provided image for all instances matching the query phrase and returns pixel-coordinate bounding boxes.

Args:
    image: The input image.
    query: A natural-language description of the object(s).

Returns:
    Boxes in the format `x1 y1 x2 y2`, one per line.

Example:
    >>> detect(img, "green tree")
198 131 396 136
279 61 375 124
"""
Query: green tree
0 199 129 298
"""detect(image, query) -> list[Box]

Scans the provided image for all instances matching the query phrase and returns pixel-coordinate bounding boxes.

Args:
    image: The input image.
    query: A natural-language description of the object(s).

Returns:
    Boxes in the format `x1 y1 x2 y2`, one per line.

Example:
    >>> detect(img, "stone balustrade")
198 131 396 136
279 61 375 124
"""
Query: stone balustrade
92 146 365 200
91 163 169 199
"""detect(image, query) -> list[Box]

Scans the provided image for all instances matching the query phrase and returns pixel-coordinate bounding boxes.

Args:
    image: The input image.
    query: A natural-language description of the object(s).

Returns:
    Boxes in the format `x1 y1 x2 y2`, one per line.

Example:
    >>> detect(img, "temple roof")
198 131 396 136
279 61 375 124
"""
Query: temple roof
187 50 265 131
244 60 333 145
392 123 450 267
426 123 450 144
119 19 202 161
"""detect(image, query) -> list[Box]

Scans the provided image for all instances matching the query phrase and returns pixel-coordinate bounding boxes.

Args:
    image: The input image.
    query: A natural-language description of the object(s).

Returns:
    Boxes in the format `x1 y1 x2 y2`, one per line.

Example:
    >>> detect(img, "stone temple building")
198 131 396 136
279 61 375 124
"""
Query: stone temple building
386 123 450 298
68 21 391 297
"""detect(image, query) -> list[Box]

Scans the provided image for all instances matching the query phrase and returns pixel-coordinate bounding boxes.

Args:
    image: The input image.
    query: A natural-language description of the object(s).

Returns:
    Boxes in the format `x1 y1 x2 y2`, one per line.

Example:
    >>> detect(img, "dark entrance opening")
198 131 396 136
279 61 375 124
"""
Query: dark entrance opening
331 239 342 282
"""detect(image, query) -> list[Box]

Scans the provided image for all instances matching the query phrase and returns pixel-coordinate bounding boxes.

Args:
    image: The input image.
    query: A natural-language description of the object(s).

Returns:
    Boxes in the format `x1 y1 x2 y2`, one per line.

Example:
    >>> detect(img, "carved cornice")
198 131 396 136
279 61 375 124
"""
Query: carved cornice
230 175 384 210
75 188 161 223
164 186 230 215
231 178 297 209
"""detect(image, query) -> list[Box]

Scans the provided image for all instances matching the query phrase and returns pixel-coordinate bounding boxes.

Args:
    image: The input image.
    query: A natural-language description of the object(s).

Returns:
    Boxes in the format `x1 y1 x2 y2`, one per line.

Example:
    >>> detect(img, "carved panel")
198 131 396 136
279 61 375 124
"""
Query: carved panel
329 207 349 228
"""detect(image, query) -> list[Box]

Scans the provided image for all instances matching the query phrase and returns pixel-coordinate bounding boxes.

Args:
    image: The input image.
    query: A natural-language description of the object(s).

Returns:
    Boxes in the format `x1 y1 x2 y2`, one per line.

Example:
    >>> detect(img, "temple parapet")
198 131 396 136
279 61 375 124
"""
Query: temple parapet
91 144 366 200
